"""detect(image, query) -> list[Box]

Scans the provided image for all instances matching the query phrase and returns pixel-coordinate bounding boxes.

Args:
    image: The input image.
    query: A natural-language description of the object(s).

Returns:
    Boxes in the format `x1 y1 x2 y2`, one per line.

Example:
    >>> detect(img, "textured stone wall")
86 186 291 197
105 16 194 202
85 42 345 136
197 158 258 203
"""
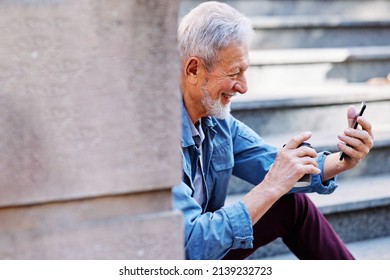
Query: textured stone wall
0 0 183 259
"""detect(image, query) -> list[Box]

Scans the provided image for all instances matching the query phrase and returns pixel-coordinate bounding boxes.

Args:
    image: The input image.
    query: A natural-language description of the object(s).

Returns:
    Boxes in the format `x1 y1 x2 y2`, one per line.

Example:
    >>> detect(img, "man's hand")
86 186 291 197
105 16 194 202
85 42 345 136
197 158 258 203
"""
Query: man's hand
323 104 374 181
264 131 321 195
337 105 374 169
243 131 321 225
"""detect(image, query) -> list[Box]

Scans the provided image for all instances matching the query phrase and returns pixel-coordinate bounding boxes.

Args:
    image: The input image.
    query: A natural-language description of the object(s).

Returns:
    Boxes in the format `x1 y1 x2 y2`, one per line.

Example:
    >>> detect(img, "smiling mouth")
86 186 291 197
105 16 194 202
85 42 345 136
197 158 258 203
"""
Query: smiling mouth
222 92 236 100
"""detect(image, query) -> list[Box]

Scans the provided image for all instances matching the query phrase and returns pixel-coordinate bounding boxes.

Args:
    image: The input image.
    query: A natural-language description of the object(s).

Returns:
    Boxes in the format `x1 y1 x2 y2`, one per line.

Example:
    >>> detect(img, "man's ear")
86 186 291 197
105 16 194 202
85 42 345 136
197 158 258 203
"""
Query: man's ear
184 57 203 85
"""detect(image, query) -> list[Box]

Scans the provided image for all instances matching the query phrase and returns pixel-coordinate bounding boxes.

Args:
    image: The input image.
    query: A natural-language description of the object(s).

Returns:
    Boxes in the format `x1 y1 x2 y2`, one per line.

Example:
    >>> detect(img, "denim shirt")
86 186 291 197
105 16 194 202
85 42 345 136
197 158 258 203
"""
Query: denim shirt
172 105 338 260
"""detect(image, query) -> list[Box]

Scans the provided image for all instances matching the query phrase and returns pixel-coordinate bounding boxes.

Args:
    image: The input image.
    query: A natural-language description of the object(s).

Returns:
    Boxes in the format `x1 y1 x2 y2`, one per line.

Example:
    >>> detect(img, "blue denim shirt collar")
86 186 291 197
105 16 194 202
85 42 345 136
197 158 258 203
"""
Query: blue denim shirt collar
181 101 216 148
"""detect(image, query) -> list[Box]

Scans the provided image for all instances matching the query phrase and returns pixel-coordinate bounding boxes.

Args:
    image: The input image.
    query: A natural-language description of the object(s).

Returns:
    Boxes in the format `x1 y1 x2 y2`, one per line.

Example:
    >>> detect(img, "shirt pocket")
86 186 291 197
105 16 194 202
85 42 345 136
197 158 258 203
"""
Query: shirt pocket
211 139 234 171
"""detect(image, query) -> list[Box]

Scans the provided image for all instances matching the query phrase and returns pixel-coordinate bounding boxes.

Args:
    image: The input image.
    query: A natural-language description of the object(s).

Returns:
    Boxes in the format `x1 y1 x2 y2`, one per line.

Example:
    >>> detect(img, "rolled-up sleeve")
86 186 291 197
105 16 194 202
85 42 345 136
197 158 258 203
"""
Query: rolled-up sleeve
223 200 254 249
172 183 253 260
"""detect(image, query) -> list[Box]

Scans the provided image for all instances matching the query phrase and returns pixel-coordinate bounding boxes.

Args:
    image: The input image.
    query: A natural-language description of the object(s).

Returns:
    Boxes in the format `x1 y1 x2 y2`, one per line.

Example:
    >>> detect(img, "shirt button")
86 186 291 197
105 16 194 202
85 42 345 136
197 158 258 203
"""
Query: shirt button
240 240 246 245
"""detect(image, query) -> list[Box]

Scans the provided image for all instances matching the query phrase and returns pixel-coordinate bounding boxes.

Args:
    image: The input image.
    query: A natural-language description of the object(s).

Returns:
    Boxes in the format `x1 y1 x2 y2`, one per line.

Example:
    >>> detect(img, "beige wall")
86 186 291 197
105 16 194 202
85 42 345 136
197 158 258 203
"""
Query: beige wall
0 0 183 259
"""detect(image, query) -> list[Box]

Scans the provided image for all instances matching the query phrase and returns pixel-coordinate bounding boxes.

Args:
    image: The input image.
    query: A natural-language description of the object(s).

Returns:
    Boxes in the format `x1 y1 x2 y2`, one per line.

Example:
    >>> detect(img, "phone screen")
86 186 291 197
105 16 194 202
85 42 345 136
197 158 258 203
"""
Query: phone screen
339 101 367 160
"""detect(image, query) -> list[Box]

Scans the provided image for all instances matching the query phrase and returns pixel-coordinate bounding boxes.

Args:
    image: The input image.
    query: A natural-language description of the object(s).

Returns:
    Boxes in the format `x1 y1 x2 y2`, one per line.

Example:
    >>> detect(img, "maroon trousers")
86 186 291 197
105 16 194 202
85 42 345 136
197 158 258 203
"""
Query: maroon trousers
223 193 355 260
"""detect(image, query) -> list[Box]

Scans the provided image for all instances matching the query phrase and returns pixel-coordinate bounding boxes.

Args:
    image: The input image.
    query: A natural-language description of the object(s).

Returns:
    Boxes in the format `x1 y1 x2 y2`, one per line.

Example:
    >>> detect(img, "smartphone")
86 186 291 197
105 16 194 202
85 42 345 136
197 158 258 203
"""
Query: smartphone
339 101 367 160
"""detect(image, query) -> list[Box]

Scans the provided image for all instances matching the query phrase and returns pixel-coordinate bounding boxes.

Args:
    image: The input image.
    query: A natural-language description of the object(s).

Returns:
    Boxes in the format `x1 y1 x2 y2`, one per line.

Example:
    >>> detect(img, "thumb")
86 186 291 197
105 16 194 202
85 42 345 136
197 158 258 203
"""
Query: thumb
347 105 357 128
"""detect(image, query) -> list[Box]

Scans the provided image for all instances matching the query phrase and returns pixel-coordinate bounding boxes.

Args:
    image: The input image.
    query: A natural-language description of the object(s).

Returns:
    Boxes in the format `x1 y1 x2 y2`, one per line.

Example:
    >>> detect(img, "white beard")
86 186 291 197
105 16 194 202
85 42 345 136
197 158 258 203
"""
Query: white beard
201 85 232 119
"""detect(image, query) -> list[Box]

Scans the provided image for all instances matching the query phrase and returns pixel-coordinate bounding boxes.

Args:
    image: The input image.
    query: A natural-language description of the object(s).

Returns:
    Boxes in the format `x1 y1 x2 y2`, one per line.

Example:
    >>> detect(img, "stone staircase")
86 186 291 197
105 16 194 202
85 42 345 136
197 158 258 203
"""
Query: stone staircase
179 0 390 259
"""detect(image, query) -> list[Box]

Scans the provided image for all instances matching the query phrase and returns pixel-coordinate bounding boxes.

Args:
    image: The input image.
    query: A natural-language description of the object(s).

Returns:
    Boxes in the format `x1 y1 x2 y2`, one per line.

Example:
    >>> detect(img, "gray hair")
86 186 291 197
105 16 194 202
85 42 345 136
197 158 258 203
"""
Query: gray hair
178 1 253 71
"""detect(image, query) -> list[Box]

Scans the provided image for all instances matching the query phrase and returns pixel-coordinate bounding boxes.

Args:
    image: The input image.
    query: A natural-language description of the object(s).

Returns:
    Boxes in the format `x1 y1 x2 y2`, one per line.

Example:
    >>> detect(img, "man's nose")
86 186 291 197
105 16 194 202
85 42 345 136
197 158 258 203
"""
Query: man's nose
234 74 248 94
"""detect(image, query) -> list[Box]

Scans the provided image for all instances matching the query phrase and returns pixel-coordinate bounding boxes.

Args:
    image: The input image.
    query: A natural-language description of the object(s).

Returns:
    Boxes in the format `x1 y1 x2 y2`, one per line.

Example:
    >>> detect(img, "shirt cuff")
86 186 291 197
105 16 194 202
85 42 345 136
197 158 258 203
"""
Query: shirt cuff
289 151 338 194
222 200 254 249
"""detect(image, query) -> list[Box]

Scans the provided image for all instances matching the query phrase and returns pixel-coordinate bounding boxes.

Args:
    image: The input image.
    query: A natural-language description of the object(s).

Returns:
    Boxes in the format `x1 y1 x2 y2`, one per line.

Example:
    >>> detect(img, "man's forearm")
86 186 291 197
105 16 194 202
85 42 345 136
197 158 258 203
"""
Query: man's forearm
323 153 350 182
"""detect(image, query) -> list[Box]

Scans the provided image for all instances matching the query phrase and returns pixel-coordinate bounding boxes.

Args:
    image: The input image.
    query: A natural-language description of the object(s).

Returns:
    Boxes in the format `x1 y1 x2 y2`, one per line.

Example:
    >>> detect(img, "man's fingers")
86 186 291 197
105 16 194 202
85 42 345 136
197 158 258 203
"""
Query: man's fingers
347 105 357 128
296 146 318 158
342 123 374 149
284 131 312 149
357 116 374 140
304 165 321 175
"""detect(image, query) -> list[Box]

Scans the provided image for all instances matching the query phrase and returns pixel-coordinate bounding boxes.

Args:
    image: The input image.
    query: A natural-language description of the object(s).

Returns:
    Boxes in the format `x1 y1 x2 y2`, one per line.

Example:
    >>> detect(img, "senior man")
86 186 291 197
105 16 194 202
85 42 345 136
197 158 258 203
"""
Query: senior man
173 1 374 260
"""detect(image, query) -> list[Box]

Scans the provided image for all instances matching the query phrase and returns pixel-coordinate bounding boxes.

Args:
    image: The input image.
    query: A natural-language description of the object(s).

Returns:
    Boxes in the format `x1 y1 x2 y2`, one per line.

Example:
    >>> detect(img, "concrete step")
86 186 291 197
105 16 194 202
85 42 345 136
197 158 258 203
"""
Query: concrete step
226 174 390 259
180 1 390 49
180 0 390 18
250 16 390 49
236 83 390 104
231 89 390 137
250 46 390 65
247 46 390 85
